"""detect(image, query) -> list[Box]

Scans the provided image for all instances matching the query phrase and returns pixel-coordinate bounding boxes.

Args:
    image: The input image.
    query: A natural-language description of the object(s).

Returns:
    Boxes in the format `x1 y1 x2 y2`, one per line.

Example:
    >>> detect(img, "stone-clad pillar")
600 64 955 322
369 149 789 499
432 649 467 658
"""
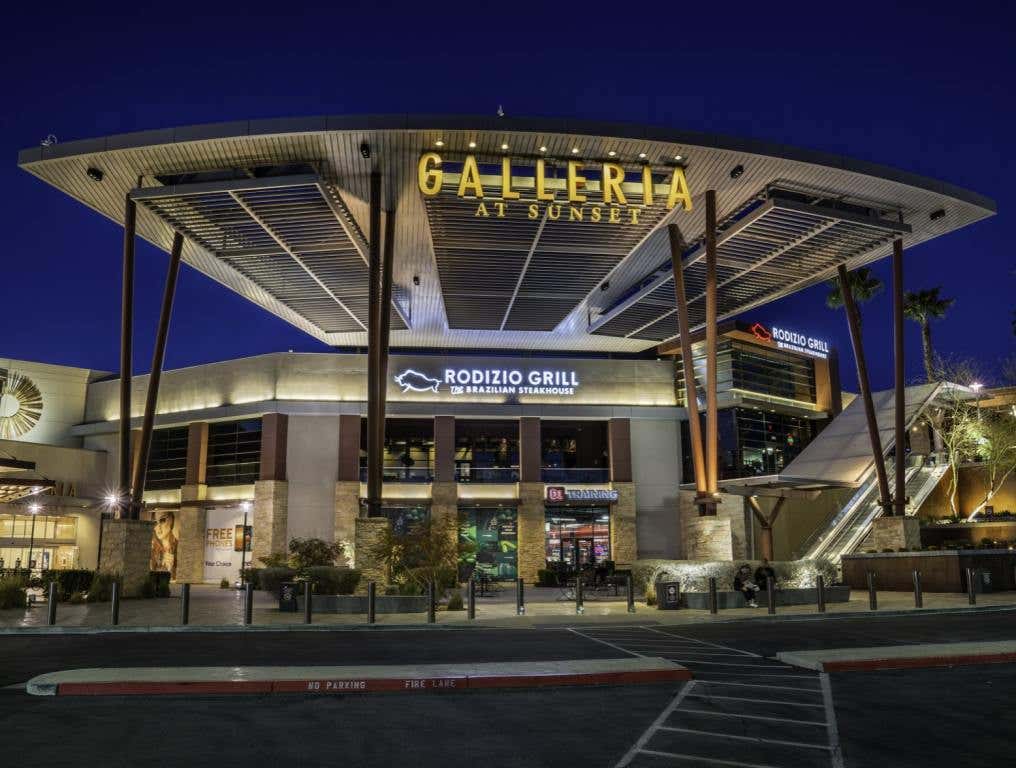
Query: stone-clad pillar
335 414 361 566
354 516 391 590
431 416 458 561
253 414 288 563
176 421 209 583
517 482 546 585
608 418 637 564
98 519 155 596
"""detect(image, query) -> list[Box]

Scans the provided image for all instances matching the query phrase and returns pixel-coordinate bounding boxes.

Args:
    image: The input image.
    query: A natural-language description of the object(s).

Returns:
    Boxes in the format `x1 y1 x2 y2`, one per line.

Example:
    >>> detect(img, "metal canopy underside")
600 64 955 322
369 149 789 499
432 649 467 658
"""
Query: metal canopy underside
17 115 995 352
590 193 911 342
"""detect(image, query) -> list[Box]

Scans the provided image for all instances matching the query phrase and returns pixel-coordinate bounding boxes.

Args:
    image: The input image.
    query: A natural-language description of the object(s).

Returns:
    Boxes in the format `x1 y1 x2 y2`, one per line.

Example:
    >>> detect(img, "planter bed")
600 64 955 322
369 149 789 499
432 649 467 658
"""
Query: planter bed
682 586 850 610
841 549 1016 592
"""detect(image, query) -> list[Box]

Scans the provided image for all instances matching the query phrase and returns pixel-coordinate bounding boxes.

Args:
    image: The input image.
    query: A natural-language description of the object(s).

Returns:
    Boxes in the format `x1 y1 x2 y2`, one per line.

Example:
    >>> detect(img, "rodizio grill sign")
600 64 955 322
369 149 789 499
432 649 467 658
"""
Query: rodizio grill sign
417 153 693 224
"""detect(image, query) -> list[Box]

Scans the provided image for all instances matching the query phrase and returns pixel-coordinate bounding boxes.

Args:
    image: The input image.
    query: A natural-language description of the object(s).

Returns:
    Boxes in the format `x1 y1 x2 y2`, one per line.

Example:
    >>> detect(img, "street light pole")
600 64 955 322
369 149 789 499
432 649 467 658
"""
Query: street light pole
27 504 40 574
239 501 251 586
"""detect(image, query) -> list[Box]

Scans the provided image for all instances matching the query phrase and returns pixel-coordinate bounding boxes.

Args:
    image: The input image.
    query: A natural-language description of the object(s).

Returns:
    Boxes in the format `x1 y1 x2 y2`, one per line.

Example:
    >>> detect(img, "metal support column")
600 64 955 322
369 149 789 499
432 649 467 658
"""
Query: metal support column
131 232 185 512
892 239 906 516
365 171 383 519
703 190 719 515
117 193 137 518
668 223 708 504
747 496 783 561
838 265 892 514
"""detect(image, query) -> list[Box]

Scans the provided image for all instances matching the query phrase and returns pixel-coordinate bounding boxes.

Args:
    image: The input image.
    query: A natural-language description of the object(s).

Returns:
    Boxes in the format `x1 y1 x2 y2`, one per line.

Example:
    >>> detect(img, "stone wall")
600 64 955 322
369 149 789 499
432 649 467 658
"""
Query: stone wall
869 516 921 552
98 518 154 597
611 482 637 565
678 491 746 560
334 480 359 567
253 479 288 563
354 516 391 590
517 483 545 584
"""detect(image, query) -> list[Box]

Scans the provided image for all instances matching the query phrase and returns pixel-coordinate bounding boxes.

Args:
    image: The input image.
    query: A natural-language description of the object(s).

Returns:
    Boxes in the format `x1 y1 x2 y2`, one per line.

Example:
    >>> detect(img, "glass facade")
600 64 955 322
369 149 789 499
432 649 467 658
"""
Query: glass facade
457 506 518 581
541 421 610 483
145 426 189 490
374 505 429 535
544 507 611 568
0 512 79 570
681 407 820 479
455 420 519 483
360 418 435 482
676 339 817 406
207 419 262 486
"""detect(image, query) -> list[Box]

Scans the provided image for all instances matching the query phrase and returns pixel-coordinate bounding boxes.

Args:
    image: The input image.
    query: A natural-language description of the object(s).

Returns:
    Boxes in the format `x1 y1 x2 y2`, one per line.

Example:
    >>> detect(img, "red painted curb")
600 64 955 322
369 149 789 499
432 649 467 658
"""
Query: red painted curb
54 667 690 696
822 652 1016 673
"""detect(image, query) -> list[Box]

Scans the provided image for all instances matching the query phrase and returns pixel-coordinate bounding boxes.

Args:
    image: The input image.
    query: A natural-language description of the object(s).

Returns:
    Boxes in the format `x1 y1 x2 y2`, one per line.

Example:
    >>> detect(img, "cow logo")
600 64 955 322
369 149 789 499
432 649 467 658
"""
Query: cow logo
393 369 441 394
0 369 43 439
750 322 772 342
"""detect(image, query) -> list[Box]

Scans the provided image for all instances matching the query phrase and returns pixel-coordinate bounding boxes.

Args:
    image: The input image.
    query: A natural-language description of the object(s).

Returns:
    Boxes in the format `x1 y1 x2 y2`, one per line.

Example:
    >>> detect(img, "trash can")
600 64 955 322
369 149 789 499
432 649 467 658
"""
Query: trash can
657 581 681 610
279 581 300 612
975 570 993 594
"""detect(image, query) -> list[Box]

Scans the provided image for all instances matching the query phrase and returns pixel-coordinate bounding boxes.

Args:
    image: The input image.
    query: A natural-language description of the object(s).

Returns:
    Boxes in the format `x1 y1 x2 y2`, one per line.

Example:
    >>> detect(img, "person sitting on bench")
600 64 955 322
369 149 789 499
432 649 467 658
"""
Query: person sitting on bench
754 558 777 591
733 564 759 608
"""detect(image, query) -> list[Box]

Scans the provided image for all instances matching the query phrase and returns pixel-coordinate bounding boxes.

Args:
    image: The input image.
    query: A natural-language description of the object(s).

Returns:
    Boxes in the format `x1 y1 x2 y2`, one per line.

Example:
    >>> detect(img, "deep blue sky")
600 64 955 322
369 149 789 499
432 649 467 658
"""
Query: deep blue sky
2 1 1012 391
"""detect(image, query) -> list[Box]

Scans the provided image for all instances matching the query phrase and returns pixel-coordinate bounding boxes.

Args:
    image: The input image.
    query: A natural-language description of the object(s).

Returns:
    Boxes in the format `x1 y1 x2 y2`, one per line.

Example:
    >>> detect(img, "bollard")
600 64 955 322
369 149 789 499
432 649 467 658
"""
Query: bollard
626 574 636 614
304 581 313 624
766 576 776 615
816 575 826 613
180 583 191 625
467 577 476 620
867 571 877 611
47 582 58 626
576 574 584 615
367 581 376 625
912 570 923 608
427 581 436 624
111 581 121 626
244 583 253 625
966 567 977 605
516 577 525 616
708 577 718 615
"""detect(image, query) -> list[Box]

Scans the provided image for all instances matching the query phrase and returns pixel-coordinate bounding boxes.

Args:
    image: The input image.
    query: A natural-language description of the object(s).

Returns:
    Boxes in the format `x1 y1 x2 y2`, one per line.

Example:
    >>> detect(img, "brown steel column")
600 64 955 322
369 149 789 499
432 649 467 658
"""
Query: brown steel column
892 239 906 516
375 208 396 489
668 223 708 505
748 496 783 561
117 193 137 518
704 190 719 507
365 171 383 519
838 264 892 513
130 232 185 513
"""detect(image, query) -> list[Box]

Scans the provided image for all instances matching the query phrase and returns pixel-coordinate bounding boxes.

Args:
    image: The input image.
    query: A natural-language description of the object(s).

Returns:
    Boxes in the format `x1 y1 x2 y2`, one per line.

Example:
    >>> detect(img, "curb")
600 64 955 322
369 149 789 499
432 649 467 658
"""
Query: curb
778 641 1016 673
28 658 690 697
820 652 1016 672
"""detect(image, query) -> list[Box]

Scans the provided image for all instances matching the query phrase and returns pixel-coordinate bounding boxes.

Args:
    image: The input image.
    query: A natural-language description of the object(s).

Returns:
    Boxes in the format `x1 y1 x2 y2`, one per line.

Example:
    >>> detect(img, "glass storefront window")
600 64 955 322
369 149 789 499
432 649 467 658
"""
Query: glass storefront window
458 506 517 581
374 505 429 536
455 420 519 483
541 421 609 483
544 507 610 569
360 418 435 482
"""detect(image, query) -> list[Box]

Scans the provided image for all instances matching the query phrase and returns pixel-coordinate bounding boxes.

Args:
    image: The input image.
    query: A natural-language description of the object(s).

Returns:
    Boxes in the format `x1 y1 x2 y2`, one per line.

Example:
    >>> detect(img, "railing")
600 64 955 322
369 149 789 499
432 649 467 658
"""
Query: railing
358 466 434 483
541 467 610 483
455 467 519 484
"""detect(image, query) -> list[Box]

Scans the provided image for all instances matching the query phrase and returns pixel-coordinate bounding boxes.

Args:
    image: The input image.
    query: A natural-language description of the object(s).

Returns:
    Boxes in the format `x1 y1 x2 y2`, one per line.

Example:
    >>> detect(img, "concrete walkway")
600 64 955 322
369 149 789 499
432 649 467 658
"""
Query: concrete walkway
778 640 1016 672
27 656 689 696
3 584 1015 631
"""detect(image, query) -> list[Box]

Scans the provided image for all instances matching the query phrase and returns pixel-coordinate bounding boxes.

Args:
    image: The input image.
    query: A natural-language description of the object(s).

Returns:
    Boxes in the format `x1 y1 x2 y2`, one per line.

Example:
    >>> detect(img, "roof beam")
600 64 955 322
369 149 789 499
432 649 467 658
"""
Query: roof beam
499 205 550 330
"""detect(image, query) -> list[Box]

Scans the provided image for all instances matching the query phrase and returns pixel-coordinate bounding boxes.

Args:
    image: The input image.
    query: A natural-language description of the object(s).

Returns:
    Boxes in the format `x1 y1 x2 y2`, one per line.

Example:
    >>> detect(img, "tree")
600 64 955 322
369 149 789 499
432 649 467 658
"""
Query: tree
927 358 984 517
968 408 1016 519
903 287 955 382
366 515 470 593
825 267 884 328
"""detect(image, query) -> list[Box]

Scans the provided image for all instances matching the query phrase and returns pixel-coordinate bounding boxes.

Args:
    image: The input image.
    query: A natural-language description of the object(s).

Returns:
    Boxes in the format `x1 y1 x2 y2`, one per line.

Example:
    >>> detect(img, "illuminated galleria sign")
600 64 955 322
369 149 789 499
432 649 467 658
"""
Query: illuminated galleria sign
417 153 693 224
394 367 580 397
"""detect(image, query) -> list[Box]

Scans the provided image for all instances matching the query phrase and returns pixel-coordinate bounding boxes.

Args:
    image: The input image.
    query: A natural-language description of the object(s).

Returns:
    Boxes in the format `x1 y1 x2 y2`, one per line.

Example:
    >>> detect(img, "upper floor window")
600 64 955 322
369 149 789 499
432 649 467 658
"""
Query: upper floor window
541 420 609 483
455 419 519 483
145 426 189 490
360 418 434 483
207 419 262 486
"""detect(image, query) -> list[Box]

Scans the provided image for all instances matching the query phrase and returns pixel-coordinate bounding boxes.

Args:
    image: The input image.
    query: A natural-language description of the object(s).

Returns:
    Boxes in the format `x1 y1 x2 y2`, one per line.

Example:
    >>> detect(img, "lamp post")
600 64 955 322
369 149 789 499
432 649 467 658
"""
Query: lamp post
238 501 251 587
26 504 40 575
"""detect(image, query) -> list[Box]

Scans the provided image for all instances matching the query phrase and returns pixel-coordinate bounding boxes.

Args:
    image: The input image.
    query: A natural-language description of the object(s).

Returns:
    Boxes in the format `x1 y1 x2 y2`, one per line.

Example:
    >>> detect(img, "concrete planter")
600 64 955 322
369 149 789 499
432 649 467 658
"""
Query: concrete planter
683 586 850 610
841 549 1016 592
298 594 430 614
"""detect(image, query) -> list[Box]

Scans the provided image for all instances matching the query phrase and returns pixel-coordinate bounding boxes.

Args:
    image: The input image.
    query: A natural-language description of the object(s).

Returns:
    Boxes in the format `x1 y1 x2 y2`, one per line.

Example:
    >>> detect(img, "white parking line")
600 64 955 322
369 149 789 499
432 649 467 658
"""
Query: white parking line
640 626 763 658
568 627 646 658
820 673 845 768
657 725 832 751
613 681 697 767
685 692 825 709
637 748 784 768
694 680 824 693
677 708 829 727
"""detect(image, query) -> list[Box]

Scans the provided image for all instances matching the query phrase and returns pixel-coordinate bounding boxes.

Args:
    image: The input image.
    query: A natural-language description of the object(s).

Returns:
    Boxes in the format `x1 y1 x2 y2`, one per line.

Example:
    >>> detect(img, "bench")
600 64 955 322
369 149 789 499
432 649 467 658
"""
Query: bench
681 585 850 610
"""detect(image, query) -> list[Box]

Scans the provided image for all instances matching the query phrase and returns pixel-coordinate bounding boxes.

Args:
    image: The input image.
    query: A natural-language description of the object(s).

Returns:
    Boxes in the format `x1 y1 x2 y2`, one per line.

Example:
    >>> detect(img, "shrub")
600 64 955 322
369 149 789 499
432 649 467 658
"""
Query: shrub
259 567 298 595
42 569 96 600
258 552 289 568
395 581 425 596
86 572 117 603
927 545 940 551
219 578 231 589
0 577 27 609
882 548 895 553
68 591 86 604
536 569 558 587
305 567 360 595
240 567 261 589
446 591 464 611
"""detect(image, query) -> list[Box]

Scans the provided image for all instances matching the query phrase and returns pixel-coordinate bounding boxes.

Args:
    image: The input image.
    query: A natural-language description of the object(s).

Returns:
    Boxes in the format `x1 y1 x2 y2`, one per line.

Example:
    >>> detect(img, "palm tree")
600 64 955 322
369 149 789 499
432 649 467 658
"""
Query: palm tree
825 267 884 328
903 287 955 382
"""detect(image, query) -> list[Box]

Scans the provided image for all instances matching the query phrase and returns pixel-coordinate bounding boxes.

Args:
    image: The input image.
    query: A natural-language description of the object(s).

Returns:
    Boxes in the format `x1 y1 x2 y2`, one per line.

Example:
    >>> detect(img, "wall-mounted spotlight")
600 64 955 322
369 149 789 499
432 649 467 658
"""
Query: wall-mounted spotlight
359 142 371 159
412 275 421 286
729 164 744 179
929 208 946 221
86 167 104 182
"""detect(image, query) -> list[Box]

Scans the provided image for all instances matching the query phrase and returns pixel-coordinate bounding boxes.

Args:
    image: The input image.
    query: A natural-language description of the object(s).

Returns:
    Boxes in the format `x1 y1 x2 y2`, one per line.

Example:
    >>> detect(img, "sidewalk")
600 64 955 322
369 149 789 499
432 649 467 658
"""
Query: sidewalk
2 584 1014 631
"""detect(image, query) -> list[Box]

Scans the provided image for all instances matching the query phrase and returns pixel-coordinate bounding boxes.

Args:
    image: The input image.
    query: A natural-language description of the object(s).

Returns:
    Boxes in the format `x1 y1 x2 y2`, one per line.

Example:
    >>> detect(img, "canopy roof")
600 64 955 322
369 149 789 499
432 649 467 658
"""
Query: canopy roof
18 115 995 352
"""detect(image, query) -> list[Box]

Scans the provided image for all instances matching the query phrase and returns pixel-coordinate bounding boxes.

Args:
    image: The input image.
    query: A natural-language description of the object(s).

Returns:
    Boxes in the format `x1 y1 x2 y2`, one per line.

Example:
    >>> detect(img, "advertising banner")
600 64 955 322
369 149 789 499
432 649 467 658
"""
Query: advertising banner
203 507 252 584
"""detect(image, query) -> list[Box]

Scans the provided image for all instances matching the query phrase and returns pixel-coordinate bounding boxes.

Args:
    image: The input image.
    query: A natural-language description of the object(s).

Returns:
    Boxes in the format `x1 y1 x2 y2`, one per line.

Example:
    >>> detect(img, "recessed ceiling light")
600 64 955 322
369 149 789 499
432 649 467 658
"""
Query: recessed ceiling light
571 147 580 154
608 150 618 157
501 142 509 150
539 146 547 152
435 139 444 147
468 141 477 148
674 154 683 161
638 152 647 159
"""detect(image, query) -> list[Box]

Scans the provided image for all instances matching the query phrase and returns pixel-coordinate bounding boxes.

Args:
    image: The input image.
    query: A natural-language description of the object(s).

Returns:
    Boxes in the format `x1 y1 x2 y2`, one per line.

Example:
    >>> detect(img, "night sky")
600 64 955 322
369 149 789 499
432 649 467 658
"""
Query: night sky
2 1 1012 392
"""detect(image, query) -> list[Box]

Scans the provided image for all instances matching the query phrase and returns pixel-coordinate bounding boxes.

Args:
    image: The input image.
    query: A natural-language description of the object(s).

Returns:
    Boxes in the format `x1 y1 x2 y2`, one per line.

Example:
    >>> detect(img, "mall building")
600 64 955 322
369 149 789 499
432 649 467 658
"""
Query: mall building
3 115 994 588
